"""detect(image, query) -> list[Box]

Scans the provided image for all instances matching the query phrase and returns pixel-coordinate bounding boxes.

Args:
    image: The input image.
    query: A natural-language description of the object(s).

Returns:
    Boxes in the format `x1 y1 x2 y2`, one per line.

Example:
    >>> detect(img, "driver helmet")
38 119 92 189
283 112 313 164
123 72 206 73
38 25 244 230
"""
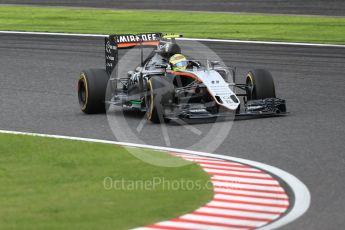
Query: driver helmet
169 54 188 71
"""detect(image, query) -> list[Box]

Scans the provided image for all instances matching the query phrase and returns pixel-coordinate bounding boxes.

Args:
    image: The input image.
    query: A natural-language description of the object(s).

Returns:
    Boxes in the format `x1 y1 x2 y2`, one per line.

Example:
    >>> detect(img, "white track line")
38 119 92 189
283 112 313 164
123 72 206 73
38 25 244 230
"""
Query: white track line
0 129 310 229
0 30 344 48
0 30 107 37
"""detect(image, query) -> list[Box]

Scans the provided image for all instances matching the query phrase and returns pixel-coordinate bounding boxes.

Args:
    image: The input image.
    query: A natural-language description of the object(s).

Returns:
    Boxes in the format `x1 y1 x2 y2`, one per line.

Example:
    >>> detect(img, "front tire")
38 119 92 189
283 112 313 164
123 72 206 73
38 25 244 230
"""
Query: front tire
145 77 174 123
78 69 109 114
246 69 276 100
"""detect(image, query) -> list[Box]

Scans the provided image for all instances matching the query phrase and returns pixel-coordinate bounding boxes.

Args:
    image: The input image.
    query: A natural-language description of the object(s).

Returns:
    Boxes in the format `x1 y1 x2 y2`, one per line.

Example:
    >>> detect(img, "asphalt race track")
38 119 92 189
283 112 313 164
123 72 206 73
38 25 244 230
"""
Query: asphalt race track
1 0 345 16
1 34 345 229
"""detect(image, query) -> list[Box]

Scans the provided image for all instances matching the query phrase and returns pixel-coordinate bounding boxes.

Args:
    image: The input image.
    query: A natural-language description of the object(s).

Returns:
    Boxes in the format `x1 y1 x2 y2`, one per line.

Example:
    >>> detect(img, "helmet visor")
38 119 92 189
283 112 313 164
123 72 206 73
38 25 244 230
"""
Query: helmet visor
174 60 188 68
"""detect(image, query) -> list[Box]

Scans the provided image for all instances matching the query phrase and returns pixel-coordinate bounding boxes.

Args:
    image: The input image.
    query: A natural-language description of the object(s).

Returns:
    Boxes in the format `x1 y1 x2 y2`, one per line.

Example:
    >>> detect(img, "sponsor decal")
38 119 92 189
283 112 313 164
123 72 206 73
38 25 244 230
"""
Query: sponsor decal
219 94 240 106
105 41 116 52
247 105 264 110
106 55 114 61
115 33 160 43
221 95 233 100
190 109 207 113
158 44 166 50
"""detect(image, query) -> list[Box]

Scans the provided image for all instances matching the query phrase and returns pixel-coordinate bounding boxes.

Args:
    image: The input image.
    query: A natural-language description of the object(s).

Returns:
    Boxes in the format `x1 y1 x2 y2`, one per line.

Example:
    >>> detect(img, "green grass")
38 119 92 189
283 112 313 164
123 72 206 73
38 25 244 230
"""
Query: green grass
0 133 213 230
0 6 345 44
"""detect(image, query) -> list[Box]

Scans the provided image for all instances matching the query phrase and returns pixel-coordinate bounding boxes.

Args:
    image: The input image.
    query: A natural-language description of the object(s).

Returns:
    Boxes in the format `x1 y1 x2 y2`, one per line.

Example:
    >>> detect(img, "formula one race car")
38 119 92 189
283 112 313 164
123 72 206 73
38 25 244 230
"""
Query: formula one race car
77 32 287 123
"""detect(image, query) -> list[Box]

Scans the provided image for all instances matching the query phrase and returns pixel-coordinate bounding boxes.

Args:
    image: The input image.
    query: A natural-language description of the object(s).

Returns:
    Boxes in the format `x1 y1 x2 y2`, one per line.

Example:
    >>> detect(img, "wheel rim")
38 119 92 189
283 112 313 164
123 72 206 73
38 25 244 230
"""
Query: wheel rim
78 75 88 110
145 80 154 120
246 73 255 100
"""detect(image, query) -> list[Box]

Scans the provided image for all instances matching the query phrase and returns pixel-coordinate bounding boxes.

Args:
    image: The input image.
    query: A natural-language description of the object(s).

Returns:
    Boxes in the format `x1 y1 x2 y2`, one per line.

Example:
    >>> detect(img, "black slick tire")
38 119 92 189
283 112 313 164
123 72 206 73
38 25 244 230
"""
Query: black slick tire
246 69 276 100
78 68 109 114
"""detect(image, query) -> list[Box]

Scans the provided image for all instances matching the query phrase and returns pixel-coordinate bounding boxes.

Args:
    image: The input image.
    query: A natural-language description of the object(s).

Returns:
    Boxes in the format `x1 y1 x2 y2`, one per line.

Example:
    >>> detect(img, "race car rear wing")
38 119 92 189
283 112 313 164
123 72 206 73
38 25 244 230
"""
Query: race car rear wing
105 32 163 75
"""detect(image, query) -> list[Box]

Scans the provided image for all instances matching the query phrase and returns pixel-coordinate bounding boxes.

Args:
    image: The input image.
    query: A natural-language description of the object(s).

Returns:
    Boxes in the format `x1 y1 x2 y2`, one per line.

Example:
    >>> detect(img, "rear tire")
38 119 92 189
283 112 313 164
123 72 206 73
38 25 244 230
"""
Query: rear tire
246 69 276 100
78 69 109 114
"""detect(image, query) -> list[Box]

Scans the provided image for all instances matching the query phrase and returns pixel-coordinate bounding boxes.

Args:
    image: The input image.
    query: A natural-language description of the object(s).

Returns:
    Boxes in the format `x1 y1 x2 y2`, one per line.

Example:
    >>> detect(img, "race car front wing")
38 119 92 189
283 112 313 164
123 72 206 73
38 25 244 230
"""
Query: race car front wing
235 98 287 120
164 98 287 121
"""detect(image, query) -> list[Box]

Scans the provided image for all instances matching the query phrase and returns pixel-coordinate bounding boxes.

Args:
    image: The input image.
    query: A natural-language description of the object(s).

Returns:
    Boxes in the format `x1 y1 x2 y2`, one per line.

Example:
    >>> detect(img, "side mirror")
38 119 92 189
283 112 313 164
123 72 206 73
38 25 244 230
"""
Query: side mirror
188 60 201 68
127 71 134 78
210 61 220 69
155 64 168 69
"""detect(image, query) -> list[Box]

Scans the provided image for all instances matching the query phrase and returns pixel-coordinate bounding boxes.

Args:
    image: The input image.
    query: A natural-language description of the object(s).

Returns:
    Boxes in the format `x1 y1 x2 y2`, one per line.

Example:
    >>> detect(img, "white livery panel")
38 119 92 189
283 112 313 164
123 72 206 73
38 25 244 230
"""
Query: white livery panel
189 70 240 111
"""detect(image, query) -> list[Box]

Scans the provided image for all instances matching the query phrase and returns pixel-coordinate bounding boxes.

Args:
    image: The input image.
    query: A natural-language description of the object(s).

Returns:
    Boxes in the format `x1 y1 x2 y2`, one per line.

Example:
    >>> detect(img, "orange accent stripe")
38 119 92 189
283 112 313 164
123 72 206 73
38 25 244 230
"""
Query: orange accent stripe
167 71 200 81
117 41 159 48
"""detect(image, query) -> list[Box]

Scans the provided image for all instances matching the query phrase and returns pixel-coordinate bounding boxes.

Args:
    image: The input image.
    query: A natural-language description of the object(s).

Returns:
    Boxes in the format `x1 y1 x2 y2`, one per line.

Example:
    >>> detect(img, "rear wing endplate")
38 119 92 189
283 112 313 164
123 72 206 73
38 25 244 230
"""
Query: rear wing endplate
105 32 162 75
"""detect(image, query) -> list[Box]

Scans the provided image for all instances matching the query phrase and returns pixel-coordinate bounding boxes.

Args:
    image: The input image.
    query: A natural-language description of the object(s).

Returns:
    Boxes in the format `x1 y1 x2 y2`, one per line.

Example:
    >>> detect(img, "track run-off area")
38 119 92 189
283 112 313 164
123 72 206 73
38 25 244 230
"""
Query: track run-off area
0 129 309 230
2 0 345 16
0 32 345 229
